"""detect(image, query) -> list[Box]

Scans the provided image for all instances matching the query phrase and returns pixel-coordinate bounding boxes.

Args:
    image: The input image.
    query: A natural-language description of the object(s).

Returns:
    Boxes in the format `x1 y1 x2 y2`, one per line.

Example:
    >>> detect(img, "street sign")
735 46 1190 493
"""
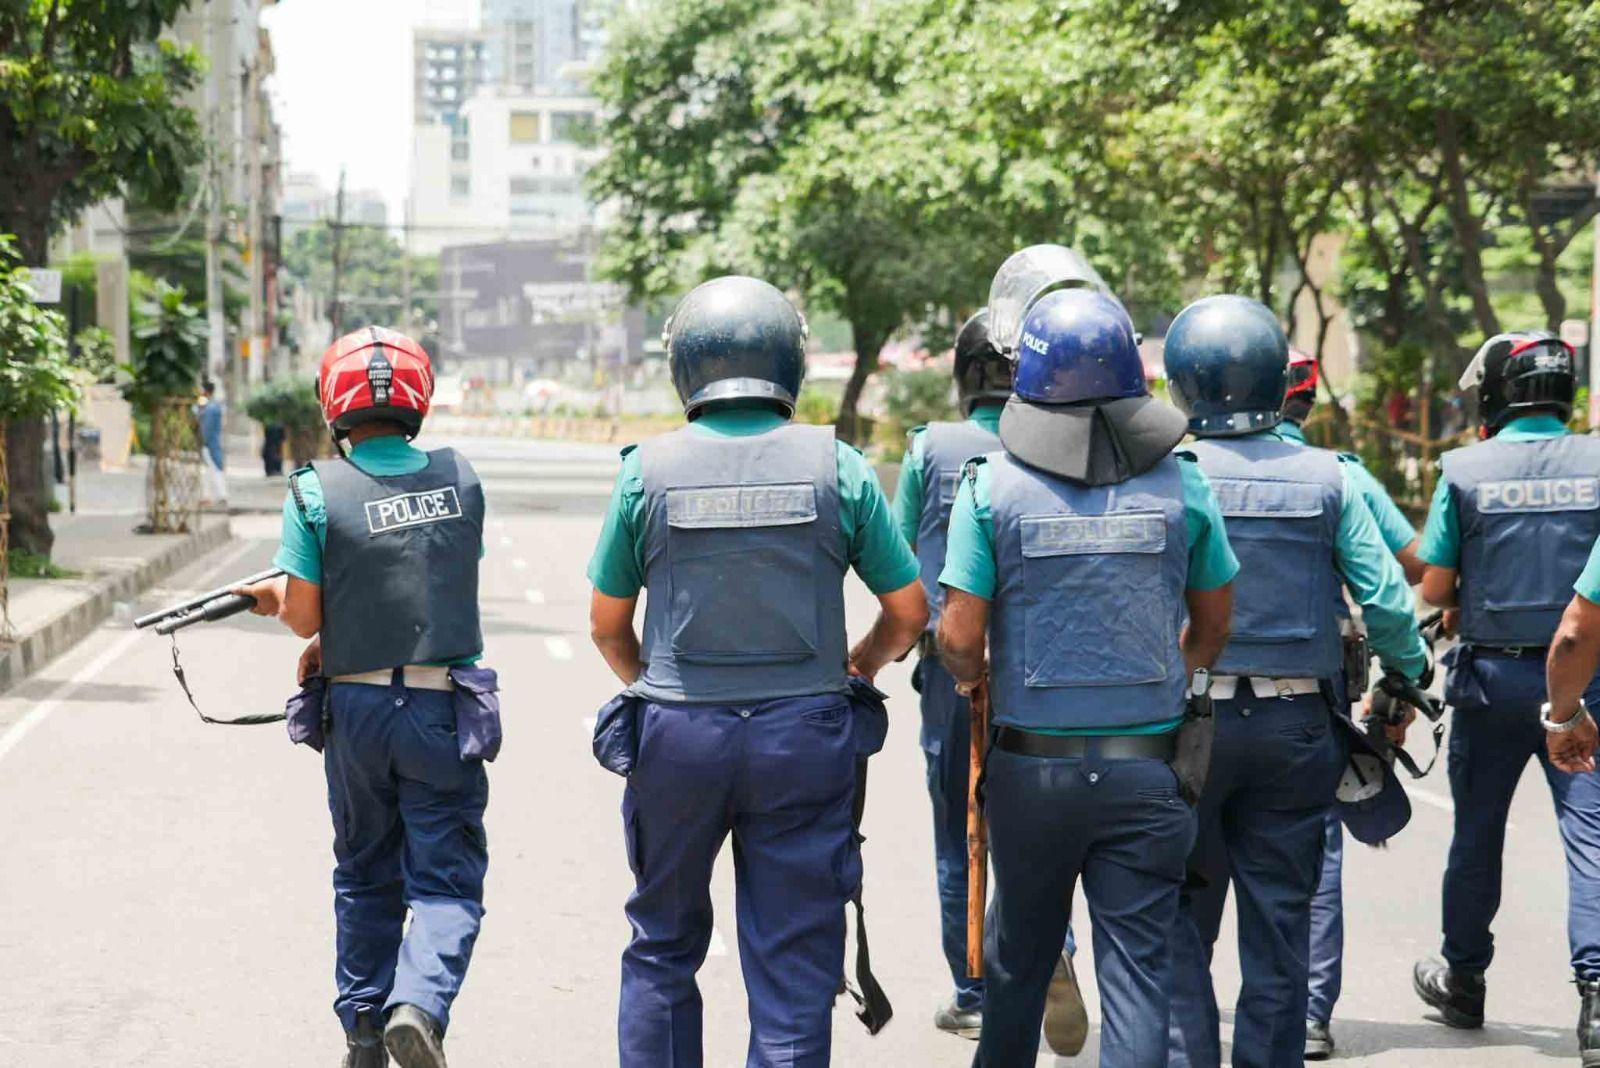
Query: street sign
20 267 61 304
1562 318 1589 348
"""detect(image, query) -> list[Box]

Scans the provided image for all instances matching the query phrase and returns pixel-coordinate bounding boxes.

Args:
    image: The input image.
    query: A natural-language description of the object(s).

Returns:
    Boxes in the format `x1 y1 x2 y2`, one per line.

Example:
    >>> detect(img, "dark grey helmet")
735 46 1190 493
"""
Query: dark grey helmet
664 276 809 419
953 309 1012 414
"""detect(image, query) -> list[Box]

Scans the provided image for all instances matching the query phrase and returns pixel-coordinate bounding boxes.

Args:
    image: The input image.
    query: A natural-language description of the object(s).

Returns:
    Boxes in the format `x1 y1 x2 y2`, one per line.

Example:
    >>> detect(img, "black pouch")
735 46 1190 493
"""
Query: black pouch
1441 644 1488 712
285 676 328 753
1341 630 1370 706
1172 691 1215 807
448 666 502 762
847 675 890 757
593 691 645 777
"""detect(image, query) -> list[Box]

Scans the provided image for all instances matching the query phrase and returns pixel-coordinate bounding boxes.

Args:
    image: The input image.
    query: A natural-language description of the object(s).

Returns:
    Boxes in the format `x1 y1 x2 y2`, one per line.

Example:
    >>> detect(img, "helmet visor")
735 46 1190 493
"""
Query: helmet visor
987 245 1108 358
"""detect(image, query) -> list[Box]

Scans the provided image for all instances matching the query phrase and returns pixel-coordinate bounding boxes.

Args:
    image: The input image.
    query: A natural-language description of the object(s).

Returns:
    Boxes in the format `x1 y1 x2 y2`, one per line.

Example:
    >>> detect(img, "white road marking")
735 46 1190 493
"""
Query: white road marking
582 715 595 734
0 539 259 765
499 536 512 548
1410 787 1454 814
512 557 528 571
545 636 574 660
524 588 545 605
708 927 729 957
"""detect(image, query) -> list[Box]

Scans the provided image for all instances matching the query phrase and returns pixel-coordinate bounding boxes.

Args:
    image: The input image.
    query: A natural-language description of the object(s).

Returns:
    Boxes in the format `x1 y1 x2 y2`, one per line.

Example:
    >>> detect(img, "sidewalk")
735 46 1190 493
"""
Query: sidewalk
1 462 233 695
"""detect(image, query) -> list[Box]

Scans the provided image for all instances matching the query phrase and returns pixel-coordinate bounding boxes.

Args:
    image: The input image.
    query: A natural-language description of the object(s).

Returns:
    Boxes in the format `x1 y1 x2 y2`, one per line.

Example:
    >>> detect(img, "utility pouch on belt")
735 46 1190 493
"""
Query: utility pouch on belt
284 676 328 753
448 665 502 762
1342 630 1370 706
592 691 644 777
1172 669 1216 806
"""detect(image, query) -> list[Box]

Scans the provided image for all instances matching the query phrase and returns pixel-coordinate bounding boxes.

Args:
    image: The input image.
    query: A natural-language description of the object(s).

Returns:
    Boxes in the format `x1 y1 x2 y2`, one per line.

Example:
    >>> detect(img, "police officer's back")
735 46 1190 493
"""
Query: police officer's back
1162 296 1428 1068
1412 332 1600 1061
586 276 927 1068
239 327 493 1068
937 289 1237 1068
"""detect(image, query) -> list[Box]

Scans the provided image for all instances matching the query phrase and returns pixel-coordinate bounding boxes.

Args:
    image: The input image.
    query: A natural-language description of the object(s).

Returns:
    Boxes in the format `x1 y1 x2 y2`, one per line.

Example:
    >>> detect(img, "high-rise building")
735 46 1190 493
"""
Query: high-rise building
481 0 603 93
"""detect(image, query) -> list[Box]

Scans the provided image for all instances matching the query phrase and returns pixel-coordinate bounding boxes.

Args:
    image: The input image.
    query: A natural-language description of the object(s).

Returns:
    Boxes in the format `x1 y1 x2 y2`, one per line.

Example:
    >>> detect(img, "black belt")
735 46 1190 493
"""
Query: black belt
993 725 1177 761
1471 645 1548 659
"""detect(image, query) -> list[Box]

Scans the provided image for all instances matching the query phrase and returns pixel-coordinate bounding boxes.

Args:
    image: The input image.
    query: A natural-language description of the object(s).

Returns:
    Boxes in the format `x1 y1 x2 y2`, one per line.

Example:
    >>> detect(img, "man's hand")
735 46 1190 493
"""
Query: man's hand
954 669 986 699
1547 705 1599 774
1383 704 1417 745
297 636 323 685
234 574 287 618
1441 608 1460 639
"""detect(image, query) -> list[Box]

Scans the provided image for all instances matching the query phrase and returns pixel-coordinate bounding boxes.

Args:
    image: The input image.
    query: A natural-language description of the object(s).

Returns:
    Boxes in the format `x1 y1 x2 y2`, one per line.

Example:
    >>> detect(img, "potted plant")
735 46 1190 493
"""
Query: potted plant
244 377 326 469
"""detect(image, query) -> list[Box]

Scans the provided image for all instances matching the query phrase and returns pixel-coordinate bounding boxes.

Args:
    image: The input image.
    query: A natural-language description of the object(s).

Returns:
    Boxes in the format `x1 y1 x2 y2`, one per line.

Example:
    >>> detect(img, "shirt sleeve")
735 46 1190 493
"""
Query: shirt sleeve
1177 458 1240 591
1344 459 1418 554
586 448 648 598
1334 470 1428 679
272 469 325 584
1576 535 1600 605
892 428 927 550
938 462 996 599
1417 478 1459 568
837 442 920 595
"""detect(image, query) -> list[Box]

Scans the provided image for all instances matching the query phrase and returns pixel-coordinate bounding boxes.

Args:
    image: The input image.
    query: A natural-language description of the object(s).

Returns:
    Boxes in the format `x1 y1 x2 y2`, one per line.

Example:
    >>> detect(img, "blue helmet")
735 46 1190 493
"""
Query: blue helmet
1163 295 1289 437
1012 288 1146 405
665 276 808 419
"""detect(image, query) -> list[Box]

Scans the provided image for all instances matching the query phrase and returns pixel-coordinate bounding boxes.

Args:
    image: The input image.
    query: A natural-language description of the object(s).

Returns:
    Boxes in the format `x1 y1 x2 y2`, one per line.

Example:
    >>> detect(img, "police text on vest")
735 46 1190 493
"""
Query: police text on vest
1477 477 1600 514
364 486 465 535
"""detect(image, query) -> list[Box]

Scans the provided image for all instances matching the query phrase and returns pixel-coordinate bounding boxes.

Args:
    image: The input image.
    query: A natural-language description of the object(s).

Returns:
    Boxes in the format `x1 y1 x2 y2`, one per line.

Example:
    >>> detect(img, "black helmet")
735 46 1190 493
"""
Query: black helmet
953 309 1012 414
664 276 808 419
1458 330 1575 434
1163 295 1289 437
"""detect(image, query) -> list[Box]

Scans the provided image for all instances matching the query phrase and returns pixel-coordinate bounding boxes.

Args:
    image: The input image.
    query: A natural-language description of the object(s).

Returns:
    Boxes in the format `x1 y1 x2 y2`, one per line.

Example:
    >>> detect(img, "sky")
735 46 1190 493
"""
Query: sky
261 0 439 222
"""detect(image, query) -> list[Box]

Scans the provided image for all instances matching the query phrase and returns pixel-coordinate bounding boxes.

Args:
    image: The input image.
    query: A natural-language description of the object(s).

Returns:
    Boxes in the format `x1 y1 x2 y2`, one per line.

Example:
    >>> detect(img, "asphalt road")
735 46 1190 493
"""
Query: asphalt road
0 436 1585 1066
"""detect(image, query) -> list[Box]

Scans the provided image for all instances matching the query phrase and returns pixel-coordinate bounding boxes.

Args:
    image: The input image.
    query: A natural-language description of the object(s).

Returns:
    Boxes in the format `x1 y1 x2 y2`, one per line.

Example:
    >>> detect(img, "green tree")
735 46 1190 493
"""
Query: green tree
0 236 77 421
124 280 207 410
0 0 204 556
281 221 438 342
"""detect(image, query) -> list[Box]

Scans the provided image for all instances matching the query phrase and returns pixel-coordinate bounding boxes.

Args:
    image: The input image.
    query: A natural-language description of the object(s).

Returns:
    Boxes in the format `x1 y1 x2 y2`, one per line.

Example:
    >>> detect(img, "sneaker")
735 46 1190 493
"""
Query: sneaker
933 997 982 1040
1043 951 1090 1056
1304 1017 1334 1060
1413 955 1485 1029
384 1004 448 1068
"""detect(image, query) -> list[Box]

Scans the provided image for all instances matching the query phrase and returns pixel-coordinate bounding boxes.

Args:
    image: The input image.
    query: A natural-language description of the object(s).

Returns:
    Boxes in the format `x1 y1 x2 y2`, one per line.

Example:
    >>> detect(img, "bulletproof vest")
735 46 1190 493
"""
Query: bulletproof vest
916 420 1001 630
315 448 485 677
1188 436 1344 678
987 451 1189 731
634 422 850 704
1444 432 1600 647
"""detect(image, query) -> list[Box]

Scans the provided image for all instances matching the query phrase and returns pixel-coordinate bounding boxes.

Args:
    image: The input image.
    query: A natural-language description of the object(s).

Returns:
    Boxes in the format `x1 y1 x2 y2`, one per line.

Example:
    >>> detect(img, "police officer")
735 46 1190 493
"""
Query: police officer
1412 331 1600 1062
1279 349 1426 1060
891 309 1087 1051
239 327 492 1068
1162 296 1429 1068
586 276 928 1067
938 288 1239 1067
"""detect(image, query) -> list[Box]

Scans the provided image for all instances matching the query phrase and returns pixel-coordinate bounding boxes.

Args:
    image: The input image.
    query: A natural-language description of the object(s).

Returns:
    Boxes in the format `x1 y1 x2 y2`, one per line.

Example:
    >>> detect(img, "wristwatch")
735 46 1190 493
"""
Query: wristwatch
1541 698 1591 734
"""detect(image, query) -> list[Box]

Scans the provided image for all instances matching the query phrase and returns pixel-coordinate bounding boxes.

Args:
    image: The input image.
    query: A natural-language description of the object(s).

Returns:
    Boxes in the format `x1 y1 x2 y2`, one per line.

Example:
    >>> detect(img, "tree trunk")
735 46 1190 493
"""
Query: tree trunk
834 320 886 446
1435 112 1501 338
5 419 53 558
1534 240 1566 332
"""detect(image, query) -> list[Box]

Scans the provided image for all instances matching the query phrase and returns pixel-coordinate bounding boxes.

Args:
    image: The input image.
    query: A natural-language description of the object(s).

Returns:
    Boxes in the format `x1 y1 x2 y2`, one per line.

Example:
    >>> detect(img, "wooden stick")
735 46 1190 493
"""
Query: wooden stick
966 678 990 979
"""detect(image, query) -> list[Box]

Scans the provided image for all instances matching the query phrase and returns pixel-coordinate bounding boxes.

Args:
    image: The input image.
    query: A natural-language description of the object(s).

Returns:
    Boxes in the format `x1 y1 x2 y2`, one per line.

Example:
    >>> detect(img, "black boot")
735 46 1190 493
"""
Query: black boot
342 1013 388 1068
1413 955 1485 1029
1578 978 1600 1067
384 1004 448 1068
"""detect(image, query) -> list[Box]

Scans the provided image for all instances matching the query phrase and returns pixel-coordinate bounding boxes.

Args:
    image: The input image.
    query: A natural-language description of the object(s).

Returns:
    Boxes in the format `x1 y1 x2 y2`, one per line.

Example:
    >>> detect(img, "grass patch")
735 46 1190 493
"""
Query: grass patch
7 549 80 579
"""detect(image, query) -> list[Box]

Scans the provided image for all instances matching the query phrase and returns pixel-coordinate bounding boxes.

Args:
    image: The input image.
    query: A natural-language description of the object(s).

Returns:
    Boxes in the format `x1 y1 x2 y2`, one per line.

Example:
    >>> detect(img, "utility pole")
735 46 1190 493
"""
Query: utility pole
401 201 414 336
245 40 264 390
203 0 227 388
1591 168 1600 430
329 168 347 338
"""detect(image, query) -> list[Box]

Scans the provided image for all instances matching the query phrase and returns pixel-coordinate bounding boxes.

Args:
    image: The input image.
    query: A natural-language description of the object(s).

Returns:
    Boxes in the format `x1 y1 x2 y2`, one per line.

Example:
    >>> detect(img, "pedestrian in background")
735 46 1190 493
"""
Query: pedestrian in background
197 379 228 509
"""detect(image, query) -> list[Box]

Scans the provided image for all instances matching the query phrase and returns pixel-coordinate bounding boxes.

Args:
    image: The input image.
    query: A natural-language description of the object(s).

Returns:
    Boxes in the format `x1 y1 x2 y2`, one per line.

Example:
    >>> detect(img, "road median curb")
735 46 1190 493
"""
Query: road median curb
0 521 233 696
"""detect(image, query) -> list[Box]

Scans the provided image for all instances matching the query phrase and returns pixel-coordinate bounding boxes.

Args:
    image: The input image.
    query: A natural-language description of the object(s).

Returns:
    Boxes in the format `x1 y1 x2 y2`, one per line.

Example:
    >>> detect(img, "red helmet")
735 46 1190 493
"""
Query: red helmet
1285 348 1318 408
318 326 433 437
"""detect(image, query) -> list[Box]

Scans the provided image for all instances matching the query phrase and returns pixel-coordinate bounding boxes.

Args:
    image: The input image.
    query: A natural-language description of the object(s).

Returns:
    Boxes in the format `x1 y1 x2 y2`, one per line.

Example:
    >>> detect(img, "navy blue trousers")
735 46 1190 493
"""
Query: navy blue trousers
1168 692 1343 1068
919 655 1074 1010
618 694 860 1068
1441 653 1600 978
323 679 489 1033
974 745 1195 1068
1307 810 1344 1025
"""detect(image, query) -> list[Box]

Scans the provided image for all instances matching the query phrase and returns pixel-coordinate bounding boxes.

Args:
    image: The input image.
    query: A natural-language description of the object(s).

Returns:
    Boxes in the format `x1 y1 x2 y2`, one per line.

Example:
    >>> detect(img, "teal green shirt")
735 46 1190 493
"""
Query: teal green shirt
1280 421 1417 555
893 404 1003 549
272 435 484 666
1575 534 1600 605
938 452 1239 736
585 407 920 599
1419 414 1571 568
